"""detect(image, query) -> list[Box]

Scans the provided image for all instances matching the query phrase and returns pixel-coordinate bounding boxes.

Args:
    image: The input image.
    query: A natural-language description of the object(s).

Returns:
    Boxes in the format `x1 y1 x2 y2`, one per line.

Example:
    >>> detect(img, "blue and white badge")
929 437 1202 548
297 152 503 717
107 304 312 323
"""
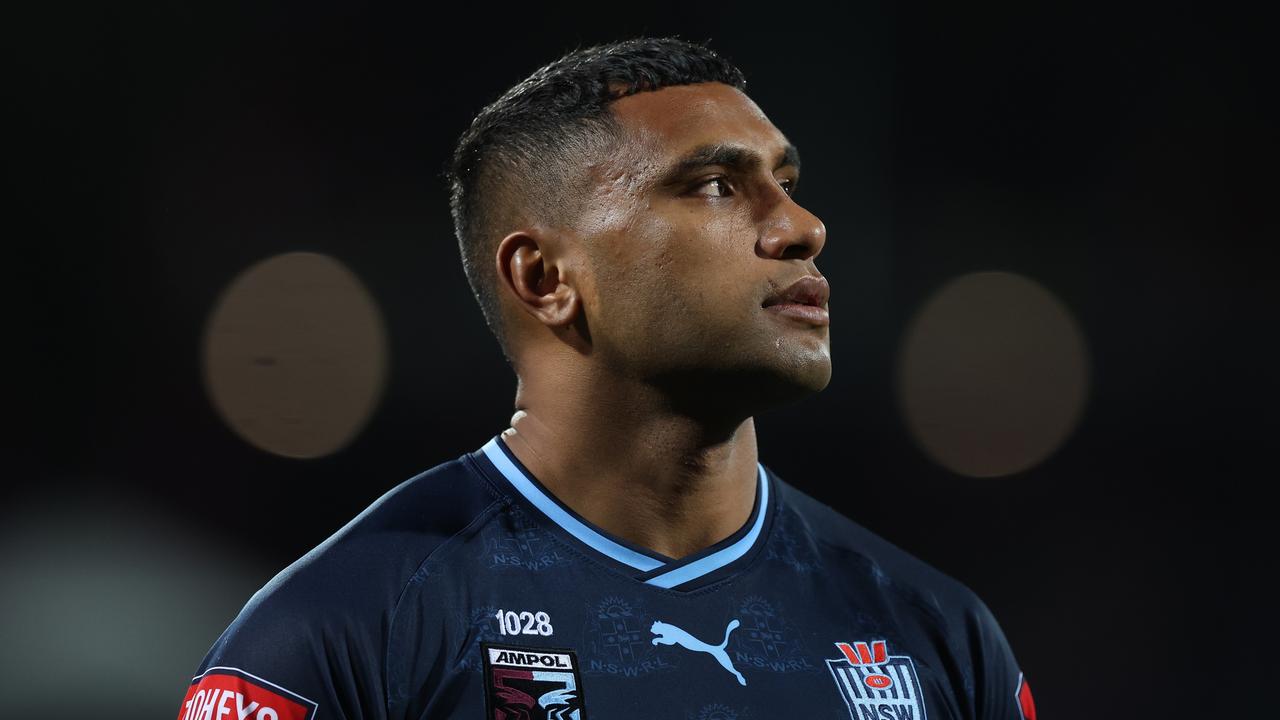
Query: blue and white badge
826 640 928 720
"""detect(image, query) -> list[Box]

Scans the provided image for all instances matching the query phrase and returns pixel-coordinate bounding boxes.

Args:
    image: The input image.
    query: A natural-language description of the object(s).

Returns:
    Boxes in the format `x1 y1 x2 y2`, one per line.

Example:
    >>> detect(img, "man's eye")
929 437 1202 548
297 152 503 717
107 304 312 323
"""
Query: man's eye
779 178 797 196
692 177 733 197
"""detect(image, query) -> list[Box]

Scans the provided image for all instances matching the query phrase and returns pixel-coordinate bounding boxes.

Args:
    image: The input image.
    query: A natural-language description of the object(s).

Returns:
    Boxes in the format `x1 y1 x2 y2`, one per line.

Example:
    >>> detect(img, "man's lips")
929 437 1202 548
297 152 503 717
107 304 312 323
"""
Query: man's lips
763 275 830 326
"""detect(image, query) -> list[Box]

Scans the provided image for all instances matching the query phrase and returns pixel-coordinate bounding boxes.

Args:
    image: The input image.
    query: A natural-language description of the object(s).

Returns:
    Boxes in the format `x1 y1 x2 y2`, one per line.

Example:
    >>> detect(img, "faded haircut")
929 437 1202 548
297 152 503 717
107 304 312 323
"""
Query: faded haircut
444 36 747 364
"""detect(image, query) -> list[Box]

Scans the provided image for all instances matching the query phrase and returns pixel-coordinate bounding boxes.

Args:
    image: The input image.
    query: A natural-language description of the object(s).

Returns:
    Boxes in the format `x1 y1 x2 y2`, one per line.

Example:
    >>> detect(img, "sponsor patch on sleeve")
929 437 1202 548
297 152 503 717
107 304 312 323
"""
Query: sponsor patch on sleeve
177 667 318 720
1015 671 1037 720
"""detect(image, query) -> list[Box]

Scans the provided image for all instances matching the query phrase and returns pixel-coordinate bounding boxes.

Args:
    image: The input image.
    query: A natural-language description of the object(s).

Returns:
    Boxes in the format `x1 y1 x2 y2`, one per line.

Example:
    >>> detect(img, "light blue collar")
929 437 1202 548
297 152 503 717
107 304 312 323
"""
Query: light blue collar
479 435 769 589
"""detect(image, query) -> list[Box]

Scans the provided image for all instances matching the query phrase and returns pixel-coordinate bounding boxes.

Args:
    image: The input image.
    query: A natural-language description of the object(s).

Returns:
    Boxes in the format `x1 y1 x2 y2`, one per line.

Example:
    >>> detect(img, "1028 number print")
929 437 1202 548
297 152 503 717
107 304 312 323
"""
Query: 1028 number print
495 609 553 636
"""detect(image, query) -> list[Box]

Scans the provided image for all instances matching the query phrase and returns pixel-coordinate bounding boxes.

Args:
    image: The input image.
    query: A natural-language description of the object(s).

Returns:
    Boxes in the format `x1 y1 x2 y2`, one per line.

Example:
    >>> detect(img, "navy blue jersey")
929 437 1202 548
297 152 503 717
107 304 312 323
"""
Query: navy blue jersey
177 434 1037 720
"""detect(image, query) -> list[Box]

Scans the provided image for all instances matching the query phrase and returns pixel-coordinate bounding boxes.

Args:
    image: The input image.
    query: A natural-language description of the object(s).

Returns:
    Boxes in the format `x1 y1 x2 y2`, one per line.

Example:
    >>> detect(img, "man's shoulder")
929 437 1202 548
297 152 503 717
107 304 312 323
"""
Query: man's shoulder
187 453 509 711
773 473 983 611
221 451 506 637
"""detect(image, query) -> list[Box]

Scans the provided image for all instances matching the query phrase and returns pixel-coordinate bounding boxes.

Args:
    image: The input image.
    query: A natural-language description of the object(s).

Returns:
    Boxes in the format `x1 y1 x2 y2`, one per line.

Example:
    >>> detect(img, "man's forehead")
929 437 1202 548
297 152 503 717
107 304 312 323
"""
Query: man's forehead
608 83 792 175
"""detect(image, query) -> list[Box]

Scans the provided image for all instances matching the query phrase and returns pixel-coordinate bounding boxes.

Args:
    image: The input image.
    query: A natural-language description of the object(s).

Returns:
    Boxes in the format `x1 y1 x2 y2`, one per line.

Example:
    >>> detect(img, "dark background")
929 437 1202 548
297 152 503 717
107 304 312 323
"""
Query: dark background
5 3 1273 718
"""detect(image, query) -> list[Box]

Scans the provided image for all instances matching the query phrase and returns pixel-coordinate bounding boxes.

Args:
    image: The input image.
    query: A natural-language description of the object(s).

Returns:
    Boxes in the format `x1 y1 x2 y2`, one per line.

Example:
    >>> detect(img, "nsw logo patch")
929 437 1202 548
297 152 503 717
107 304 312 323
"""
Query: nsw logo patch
826 640 928 720
482 642 588 720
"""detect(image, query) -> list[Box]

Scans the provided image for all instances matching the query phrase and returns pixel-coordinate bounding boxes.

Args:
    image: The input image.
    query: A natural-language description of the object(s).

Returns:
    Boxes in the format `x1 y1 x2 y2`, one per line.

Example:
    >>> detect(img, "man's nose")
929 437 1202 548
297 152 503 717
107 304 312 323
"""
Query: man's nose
757 193 827 261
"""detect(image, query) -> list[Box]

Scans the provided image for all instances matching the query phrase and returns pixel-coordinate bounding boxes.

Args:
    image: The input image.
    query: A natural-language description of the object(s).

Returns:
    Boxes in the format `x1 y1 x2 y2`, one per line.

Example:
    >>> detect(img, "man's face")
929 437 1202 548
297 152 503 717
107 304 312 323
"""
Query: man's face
569 82 830 407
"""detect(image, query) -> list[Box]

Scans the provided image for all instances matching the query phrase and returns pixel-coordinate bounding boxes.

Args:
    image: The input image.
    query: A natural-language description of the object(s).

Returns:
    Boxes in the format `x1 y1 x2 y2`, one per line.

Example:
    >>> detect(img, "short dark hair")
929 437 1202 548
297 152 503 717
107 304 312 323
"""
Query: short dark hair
444 36 748 364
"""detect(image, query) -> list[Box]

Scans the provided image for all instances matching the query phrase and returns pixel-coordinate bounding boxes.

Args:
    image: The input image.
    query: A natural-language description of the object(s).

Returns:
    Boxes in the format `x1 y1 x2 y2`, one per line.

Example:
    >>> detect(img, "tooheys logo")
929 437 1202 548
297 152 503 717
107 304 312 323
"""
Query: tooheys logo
826 640 928 720
1015 672 1037 720
177 667 318 720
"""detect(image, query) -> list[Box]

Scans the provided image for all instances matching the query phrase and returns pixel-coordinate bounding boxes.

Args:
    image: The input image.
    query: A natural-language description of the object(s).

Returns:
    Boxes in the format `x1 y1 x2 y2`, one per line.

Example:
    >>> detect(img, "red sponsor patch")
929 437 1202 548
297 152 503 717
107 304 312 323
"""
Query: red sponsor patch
177 667 317 720
1015 672 1037 720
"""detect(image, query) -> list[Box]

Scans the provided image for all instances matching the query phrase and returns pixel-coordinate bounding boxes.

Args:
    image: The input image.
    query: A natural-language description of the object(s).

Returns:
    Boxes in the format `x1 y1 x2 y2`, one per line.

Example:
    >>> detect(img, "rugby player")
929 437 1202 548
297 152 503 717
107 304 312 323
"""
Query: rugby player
177 36 1036 720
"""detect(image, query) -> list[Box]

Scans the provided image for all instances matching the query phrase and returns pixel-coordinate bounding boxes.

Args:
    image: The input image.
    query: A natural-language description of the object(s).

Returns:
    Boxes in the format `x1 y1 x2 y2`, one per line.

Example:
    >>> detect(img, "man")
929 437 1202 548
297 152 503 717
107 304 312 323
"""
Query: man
177 37 1037 720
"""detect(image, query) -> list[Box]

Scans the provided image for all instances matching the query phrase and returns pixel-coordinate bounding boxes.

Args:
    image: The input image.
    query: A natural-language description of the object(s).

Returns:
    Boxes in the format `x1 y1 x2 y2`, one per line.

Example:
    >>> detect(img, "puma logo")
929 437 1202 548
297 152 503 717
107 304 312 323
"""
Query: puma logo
650 618 746 686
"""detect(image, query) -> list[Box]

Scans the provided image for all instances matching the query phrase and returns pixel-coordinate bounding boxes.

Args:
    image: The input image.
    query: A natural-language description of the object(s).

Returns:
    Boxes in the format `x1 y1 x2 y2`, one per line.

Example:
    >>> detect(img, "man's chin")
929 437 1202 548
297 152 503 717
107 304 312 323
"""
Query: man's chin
756 362 832 409
653 357 830 419
768 342 833 390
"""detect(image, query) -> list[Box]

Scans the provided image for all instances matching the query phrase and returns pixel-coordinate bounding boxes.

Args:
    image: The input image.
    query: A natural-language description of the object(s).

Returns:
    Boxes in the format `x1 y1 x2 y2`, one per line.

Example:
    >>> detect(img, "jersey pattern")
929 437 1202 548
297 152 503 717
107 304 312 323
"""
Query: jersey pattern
177 434 1035 720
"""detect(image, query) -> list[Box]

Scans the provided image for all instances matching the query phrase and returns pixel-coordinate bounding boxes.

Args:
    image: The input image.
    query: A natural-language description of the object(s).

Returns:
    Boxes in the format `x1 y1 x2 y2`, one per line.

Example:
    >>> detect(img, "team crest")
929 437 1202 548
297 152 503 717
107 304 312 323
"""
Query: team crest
582 596 674 677
482 642 588 720
826 640 928 720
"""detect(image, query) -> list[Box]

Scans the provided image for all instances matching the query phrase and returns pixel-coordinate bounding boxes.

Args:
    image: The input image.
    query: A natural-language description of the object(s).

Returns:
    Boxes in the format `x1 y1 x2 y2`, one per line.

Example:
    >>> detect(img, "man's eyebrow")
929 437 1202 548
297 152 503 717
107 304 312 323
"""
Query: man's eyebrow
659 142 802 184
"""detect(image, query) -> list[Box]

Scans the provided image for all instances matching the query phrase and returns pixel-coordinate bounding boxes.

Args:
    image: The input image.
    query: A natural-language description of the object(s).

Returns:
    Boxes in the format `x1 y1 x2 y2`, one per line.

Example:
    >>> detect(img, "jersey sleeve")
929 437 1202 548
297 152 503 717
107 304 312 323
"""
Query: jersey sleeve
172 457 499 720
970 596 1037 720
174 572 388 720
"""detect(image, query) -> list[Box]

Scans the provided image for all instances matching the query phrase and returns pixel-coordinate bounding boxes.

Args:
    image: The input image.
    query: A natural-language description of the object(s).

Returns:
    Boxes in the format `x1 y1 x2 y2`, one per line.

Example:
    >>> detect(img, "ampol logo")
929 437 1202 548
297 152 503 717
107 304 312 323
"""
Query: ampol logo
482 642 588 720
826 640 927 720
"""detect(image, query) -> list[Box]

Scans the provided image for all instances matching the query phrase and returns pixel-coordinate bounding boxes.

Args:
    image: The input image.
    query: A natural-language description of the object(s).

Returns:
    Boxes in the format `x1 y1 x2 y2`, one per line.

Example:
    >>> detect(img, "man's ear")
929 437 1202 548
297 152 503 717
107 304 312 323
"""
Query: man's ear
495 229 580 329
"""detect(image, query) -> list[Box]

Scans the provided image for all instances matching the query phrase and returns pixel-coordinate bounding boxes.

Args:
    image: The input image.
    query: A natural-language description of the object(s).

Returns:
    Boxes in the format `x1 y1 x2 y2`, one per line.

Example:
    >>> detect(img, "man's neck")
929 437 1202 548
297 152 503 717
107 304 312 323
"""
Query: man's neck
499 367 760 561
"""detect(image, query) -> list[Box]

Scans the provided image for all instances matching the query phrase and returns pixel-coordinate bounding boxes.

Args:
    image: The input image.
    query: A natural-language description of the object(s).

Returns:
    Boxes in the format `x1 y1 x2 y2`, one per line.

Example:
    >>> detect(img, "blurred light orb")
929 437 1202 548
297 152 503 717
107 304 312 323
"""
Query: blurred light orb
895 271 1090 478
202 251 388 458
0 490 270 718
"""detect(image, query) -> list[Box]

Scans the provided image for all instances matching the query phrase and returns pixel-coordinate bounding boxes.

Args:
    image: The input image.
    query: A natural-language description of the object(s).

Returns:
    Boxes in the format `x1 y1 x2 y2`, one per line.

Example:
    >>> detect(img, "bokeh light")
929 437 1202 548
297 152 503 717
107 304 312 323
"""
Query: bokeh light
0 488 270 719
202 251 389 459
895 271 1090 478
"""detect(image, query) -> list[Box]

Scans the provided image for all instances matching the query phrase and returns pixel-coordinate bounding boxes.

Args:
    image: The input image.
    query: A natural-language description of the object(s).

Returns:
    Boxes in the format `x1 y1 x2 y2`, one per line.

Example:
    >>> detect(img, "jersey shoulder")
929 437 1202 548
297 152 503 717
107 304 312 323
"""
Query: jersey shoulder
773 473 1031 720
201 451 507 665
773 473 985 614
